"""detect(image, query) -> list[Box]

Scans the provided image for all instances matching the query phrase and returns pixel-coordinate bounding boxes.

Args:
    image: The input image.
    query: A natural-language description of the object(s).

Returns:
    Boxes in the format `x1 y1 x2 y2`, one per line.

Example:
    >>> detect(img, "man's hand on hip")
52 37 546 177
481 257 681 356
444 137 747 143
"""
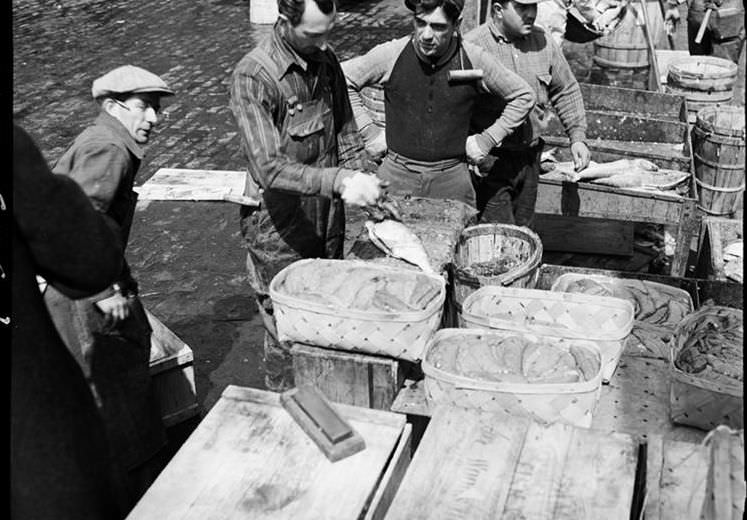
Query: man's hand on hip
466 133 495 167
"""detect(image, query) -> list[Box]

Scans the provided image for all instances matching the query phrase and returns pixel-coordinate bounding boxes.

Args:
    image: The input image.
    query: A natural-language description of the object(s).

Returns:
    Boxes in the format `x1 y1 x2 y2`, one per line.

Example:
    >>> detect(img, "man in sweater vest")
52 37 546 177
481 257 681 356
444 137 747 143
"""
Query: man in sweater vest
466 0 590 226
342 0 535 209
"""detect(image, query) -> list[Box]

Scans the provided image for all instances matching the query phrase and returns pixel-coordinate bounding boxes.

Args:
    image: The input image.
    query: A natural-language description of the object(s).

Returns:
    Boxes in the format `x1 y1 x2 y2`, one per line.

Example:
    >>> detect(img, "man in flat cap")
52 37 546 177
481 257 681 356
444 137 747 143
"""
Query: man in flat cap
465 0 590 226
45 64 174 512
341 0 535 208
230 0 387 392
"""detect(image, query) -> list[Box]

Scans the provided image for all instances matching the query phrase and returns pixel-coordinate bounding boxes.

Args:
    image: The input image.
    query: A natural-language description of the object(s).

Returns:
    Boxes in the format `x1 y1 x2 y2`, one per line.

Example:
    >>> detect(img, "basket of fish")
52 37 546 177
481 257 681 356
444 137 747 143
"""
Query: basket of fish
453 224 543 314
670 305 743 431
460 286 634 383
269 259 446 361
551 273 694 360
422 328 603 428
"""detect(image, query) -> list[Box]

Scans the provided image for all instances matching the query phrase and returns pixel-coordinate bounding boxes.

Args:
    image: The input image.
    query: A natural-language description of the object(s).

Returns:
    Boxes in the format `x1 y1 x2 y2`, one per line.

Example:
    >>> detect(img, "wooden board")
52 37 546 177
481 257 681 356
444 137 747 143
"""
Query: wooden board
533 214 634 255
127 385 407 520
578 82 689 122
385 407 639 520
645 435 709 520
134 168 255 202
291 343 409 411
146 310 199 427
546 109 688 144
364 423 412 520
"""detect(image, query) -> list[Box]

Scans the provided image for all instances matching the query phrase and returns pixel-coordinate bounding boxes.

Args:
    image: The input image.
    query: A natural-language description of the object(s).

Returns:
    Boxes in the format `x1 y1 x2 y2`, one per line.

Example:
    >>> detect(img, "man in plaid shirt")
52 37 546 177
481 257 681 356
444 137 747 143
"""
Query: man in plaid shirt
230 0 386 391
466 0 591 227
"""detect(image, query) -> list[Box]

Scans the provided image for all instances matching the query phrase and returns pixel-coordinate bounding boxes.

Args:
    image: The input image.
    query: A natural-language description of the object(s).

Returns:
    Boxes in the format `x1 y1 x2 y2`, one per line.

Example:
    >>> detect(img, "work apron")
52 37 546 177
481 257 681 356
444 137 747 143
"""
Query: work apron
239 48 344 391
43 188 165 475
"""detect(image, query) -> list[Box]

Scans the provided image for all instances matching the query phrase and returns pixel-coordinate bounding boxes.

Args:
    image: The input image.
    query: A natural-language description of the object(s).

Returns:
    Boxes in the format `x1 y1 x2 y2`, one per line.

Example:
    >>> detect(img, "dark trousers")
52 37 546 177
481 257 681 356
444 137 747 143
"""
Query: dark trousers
687 17 746 63
473 141 544 228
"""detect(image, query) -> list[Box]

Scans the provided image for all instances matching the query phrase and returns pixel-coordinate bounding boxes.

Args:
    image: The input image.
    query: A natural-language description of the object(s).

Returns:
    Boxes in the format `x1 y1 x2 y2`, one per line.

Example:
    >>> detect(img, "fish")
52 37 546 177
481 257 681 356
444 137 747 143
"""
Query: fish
545 159 689 191
571 158 659 182
365 219 434 273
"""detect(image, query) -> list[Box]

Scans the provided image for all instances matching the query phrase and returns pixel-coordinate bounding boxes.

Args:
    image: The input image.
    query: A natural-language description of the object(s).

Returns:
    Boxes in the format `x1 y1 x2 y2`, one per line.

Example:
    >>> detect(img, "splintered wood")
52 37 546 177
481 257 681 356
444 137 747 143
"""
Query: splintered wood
384 406 638 520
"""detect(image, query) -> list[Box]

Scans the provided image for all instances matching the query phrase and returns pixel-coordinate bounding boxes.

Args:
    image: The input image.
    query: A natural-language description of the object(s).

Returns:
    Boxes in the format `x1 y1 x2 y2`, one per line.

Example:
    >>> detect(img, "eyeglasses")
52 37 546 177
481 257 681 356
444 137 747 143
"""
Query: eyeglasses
112 98 168 118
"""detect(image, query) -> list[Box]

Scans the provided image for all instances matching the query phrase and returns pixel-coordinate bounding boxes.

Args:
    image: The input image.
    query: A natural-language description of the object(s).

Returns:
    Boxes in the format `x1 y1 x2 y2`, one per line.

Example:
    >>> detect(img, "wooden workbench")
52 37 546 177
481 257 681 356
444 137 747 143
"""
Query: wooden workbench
127 385 411 520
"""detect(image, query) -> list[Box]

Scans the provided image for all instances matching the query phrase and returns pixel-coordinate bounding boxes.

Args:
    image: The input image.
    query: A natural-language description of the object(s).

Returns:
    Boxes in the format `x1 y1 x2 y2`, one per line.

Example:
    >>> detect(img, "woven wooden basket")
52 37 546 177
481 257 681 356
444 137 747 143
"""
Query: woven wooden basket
669 306 743 431
269 259 446 361
460 286 634 383
421 328 603 428
699 426 745 520
453 224 543 313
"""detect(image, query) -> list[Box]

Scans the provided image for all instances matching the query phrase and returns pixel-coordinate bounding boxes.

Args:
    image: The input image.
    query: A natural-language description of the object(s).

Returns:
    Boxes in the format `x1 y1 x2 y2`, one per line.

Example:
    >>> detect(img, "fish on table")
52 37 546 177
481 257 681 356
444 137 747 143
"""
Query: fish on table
541 158 690 191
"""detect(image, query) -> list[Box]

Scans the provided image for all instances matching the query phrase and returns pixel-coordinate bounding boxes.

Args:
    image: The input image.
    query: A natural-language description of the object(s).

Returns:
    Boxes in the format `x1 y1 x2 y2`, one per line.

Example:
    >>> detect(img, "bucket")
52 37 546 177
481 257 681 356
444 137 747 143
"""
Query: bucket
249 0 278 24
692 105 745 216
360 85 386 129
666 57 738 123
453 224 543 315
591 1 664 90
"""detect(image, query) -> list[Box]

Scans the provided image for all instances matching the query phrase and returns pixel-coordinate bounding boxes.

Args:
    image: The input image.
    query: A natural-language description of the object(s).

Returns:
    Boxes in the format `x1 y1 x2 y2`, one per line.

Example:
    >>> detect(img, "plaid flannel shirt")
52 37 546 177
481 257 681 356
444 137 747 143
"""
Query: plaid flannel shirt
465 20 587 149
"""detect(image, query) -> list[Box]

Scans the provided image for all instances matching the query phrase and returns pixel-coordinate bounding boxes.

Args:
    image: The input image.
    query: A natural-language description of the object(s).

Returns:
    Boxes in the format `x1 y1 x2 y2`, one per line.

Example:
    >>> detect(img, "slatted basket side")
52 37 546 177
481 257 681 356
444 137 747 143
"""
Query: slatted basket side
421 329 603 428
460 286 634 382
270 259 447 362
669 306 743 430
453 224 543 312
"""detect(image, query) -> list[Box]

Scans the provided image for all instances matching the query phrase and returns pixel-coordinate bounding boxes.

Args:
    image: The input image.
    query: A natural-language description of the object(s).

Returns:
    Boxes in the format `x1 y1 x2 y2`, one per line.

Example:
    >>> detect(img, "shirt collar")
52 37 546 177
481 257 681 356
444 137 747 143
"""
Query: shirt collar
270 22 310 77
488 17 516 44
95 111 144 160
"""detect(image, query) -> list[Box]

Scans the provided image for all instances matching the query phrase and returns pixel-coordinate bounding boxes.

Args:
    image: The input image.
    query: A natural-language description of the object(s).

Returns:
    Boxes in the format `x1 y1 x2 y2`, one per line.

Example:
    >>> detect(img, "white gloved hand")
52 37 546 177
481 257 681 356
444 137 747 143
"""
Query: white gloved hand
339 171 384 206
465 134 493 166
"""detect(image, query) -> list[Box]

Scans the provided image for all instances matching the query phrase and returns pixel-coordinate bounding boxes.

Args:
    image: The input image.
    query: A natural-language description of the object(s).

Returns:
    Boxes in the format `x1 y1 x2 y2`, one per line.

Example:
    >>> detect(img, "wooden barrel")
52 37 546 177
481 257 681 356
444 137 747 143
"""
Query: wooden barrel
452 224 543 315
692 105 745 216
666 57 738 123
591 1 664 90
359 85 386 130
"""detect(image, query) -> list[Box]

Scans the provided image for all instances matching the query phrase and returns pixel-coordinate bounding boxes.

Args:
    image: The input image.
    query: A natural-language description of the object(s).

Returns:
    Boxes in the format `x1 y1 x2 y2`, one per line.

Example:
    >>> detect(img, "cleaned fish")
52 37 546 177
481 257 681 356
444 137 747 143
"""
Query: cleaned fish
572 158 659 182
544 159 689 190
365 219 434 273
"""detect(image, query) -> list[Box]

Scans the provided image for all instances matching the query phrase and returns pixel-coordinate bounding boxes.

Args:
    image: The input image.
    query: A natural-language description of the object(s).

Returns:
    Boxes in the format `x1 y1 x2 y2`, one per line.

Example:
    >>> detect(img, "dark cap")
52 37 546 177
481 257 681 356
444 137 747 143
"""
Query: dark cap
91 65 174 100
405 0 465 14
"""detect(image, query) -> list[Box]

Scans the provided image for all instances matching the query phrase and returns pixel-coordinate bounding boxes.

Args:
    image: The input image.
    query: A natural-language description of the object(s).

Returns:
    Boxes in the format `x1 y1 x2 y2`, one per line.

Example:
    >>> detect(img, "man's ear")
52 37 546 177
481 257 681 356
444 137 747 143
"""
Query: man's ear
491 1 503 18
101 98 118 116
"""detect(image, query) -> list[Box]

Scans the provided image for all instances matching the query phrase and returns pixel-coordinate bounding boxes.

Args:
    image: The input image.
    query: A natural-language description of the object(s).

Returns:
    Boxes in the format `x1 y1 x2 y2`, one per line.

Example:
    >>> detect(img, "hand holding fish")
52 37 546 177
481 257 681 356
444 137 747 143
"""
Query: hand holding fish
570 141 591 171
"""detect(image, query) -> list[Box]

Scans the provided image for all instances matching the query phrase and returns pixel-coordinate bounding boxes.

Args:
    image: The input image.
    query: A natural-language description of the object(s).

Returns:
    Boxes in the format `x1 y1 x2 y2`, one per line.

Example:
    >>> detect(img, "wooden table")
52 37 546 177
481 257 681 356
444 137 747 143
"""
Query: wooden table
127 385 411 520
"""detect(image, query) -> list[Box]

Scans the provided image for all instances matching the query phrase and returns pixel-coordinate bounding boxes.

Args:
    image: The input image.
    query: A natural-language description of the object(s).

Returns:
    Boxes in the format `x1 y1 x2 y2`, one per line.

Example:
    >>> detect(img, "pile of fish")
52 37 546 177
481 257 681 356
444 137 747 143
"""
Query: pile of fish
431 334 600 385
723 240 743 284
542 156 690 192
276 262 442 313
674 306 743 386
460 256 522 278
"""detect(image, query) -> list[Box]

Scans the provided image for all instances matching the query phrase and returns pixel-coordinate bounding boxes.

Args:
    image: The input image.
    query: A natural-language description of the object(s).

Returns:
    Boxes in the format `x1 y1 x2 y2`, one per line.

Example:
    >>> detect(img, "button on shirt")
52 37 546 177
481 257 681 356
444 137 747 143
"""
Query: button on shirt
465 20 587 150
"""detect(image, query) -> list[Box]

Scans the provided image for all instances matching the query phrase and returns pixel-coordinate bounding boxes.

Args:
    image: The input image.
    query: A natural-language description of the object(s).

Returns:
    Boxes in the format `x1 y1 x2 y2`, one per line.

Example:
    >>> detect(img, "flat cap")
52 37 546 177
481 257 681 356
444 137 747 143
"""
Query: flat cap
91 65 174 99
405 0 465 14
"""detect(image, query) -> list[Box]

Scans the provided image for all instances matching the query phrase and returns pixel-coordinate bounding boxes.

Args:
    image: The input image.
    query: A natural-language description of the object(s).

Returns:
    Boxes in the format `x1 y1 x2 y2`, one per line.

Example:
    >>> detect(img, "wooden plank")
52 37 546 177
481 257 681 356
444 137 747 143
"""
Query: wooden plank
504 422 638 519
385 406 529 520
291 343 406 411
645 436 709 520
579 82 688 122
536 177 691 224
364 423 412 520
533 214 634 255
545 109 688 143
127 385 406 520
134 168 257 203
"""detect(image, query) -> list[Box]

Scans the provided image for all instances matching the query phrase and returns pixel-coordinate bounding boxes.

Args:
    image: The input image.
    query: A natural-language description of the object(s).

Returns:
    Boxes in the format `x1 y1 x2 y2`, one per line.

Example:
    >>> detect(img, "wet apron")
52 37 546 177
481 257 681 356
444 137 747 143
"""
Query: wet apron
239 47 345 390
44 176 165 473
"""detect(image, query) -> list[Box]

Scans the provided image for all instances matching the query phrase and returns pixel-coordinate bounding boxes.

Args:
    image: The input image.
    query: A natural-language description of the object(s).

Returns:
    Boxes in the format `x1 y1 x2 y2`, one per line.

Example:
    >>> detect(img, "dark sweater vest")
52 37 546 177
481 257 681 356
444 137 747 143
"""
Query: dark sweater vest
385 41 478 161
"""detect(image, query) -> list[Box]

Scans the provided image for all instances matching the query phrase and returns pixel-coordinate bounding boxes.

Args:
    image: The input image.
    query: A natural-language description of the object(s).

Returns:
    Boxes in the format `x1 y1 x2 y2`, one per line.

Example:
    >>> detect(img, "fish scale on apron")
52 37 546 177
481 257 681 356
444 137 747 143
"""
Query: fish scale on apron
239 48 345 390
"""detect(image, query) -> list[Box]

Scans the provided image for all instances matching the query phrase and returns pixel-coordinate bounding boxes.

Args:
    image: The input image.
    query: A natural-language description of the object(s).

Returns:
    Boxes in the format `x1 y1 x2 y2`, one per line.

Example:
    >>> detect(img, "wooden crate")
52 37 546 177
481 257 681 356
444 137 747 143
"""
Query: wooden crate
146 310 199 427
695 216 743 282
291 343 409 411
127 385 411 520
384 406 640 519
645 434 710 520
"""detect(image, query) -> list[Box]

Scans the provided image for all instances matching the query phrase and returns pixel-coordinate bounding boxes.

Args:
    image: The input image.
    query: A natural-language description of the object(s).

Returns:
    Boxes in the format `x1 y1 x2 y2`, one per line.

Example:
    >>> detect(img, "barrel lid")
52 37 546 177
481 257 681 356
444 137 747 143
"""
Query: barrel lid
668 56 738 81
696 105 745 139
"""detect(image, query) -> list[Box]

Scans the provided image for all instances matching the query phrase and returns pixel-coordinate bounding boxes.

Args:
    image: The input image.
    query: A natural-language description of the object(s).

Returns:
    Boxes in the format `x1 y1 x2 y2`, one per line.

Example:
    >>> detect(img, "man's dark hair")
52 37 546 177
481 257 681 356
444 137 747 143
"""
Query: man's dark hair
278 0 336 25
406 0 463 24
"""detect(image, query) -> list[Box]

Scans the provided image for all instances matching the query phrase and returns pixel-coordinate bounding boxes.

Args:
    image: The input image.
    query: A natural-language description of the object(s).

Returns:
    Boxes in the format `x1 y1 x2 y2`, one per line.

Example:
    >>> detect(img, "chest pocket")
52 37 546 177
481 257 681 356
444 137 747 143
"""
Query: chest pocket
285 98 332 164
534 73 553 112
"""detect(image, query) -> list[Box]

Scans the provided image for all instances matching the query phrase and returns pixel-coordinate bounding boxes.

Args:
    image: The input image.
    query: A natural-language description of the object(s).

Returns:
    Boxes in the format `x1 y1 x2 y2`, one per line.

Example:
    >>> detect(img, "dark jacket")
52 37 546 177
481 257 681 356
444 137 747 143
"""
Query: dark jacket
11 124 124 520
